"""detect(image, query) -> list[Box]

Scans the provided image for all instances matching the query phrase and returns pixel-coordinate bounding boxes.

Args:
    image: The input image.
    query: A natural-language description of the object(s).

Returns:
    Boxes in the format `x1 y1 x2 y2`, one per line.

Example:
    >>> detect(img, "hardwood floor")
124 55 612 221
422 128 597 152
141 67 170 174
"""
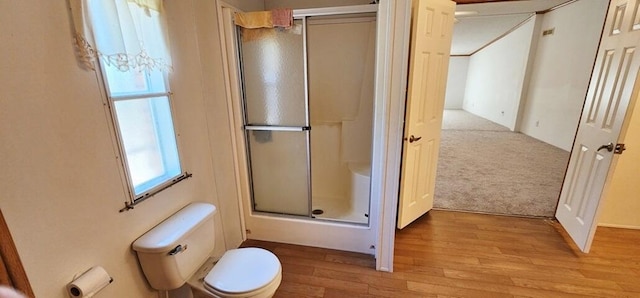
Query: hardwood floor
242 210 640 297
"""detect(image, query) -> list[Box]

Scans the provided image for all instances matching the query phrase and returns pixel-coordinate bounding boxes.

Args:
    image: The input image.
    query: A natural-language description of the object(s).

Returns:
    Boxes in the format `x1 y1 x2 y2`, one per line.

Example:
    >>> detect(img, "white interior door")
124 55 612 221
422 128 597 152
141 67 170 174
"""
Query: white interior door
397 0 455 229
556 0 640 252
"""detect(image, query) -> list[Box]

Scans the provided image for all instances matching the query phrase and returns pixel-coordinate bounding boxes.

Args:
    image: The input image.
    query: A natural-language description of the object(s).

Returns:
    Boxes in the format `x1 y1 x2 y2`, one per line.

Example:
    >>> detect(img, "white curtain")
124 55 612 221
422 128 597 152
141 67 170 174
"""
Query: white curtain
69 0 172 72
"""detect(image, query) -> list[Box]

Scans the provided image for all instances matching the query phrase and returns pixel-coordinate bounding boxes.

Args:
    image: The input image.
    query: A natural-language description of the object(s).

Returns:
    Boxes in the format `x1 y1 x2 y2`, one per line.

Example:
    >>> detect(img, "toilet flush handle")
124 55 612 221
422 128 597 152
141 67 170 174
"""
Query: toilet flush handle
168 244 187 256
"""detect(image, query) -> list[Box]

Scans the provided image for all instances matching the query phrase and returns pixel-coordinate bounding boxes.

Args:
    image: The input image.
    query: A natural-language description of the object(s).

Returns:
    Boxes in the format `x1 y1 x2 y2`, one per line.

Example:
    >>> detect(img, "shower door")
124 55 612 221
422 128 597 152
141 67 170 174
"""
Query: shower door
238 21 311 216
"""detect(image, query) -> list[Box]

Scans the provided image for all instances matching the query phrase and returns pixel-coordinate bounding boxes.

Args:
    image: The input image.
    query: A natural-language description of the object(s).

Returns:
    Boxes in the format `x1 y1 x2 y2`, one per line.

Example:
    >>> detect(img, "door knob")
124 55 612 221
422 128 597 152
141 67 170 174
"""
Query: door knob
409 135 422 143
597 142 614 152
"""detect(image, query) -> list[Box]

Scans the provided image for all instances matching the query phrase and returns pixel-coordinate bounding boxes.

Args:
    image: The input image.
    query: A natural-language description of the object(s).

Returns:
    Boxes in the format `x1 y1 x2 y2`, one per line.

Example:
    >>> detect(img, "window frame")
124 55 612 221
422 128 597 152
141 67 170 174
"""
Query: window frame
96 61 190 211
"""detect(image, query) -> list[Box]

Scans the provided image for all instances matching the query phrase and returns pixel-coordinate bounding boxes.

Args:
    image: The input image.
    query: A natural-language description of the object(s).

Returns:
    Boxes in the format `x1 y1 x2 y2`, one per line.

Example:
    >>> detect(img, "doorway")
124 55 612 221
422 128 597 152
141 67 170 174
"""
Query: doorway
433 0 609 217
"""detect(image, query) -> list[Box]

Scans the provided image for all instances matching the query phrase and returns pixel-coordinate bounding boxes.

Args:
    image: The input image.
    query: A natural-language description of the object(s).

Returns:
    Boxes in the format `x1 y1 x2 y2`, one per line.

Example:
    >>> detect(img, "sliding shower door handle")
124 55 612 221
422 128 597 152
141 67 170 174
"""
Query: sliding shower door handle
408 135 422 143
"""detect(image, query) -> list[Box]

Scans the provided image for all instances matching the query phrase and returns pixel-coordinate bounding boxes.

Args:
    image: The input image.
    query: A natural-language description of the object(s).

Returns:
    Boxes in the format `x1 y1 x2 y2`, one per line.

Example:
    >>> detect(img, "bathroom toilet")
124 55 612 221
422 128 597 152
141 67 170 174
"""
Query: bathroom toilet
132 202 282 298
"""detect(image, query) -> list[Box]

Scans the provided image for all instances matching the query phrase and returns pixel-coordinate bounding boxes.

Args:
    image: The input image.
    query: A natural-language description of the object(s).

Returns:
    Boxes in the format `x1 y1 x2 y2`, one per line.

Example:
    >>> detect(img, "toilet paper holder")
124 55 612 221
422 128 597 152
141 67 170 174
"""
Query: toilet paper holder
67 266 113 298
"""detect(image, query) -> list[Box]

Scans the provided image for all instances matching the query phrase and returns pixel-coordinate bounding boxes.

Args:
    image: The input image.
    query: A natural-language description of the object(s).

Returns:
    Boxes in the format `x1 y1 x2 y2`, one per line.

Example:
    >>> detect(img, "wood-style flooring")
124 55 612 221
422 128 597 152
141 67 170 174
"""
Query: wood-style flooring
242 210 640 297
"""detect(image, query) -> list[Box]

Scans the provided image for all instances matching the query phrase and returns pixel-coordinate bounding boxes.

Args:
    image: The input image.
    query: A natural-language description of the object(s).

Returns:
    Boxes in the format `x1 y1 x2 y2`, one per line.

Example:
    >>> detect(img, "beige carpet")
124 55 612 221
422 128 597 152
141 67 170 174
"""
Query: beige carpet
434 110 570 217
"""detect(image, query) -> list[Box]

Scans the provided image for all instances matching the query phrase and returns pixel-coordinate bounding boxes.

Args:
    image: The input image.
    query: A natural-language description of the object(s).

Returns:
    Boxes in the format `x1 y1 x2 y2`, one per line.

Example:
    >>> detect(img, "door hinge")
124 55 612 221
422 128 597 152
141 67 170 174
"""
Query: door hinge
614 143 626 154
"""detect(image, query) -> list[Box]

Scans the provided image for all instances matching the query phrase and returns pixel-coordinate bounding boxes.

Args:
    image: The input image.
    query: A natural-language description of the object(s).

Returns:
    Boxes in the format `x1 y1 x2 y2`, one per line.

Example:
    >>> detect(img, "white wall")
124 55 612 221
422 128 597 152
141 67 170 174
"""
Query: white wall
444 56 469 109
0 1 254 297
519 0 608 151
463 17 536 130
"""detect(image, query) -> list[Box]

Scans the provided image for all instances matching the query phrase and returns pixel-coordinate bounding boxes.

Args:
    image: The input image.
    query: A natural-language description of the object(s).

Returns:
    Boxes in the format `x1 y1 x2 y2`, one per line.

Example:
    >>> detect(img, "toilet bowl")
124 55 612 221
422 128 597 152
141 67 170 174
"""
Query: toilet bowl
132 203 282 298
189 248 281 298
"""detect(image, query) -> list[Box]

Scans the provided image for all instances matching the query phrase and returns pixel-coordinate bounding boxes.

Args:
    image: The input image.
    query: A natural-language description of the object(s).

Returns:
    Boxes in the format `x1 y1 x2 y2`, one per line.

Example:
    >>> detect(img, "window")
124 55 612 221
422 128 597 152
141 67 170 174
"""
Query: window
102 63 184 198
70 0 188 207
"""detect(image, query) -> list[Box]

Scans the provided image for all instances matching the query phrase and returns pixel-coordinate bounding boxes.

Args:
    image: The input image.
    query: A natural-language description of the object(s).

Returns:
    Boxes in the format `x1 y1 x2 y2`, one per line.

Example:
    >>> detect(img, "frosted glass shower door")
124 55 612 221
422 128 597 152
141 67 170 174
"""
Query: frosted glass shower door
239 22 310 216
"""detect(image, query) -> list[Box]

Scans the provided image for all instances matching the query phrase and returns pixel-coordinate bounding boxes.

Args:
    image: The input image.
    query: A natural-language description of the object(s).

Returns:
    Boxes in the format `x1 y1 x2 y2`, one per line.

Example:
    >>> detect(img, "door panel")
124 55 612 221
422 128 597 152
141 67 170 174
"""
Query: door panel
240 21 306 126
398 0 455 229
556 0 640 252
247 130 310 216
239 21 311 217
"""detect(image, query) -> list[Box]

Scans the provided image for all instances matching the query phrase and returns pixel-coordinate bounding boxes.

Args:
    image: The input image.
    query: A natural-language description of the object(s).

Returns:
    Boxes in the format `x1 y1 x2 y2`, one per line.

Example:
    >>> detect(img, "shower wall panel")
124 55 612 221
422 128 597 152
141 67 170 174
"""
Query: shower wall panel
308 17 376 202
308 19 374 124
310 124 350 200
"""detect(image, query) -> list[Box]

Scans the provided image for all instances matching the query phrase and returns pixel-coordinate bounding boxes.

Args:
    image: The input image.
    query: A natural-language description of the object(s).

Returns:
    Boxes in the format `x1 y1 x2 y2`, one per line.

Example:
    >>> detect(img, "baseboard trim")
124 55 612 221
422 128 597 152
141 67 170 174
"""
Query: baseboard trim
598 223 640 230
431 207 554 220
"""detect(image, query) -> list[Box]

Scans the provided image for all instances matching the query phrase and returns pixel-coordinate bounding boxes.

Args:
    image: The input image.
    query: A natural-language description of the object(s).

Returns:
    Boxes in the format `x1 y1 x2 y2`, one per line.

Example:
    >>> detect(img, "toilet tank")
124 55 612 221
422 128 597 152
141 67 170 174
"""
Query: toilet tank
132 202 217 290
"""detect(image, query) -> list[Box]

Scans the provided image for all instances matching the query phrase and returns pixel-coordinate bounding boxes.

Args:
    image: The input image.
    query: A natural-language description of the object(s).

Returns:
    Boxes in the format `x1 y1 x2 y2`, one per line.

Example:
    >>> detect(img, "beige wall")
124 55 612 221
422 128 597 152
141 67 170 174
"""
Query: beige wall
226 0 265 11
265 0 371 10
599 94 640 228
0 1 244 297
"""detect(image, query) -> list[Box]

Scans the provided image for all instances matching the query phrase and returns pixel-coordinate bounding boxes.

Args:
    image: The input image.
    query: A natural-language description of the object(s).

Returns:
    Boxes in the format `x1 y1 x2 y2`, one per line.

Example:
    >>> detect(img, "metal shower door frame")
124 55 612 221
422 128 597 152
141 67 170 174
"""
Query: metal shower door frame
237 17 313 218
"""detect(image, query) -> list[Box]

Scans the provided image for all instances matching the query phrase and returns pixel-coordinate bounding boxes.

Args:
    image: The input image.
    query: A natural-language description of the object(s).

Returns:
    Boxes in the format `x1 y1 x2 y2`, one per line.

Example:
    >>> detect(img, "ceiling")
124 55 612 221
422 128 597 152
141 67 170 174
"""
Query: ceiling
451 0 572 55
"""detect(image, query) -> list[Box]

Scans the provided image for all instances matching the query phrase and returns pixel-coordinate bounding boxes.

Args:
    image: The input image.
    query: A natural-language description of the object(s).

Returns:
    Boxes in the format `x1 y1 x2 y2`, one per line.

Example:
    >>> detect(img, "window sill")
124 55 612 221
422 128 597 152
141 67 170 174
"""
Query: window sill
119 172 192 212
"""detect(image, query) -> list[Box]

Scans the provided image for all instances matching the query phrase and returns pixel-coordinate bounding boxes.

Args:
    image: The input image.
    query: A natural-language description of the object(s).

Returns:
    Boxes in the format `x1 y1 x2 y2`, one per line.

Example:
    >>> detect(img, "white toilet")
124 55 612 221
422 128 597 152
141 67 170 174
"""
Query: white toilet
132 202 282 298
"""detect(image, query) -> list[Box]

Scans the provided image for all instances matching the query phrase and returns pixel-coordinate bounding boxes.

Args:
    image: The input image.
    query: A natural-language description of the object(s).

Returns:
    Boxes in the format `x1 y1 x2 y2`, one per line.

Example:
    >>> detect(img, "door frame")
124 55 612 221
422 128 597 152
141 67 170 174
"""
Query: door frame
372 0 412 271
0 209 35 297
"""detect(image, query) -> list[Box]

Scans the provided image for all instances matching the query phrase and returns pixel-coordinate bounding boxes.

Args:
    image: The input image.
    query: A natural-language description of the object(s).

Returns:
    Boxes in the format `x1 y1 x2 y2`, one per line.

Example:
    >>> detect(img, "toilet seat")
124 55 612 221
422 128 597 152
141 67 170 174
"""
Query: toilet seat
203 273 281 298
203 248 281 297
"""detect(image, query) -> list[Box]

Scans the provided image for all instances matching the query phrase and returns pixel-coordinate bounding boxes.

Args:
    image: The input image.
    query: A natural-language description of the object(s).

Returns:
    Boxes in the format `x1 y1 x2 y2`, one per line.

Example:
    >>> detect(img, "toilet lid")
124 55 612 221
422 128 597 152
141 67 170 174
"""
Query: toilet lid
204 247 281 294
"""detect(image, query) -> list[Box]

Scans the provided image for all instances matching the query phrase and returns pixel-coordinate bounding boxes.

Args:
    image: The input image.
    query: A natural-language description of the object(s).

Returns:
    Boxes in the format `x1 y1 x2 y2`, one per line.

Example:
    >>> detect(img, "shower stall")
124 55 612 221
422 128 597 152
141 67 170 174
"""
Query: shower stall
237 6 377 224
